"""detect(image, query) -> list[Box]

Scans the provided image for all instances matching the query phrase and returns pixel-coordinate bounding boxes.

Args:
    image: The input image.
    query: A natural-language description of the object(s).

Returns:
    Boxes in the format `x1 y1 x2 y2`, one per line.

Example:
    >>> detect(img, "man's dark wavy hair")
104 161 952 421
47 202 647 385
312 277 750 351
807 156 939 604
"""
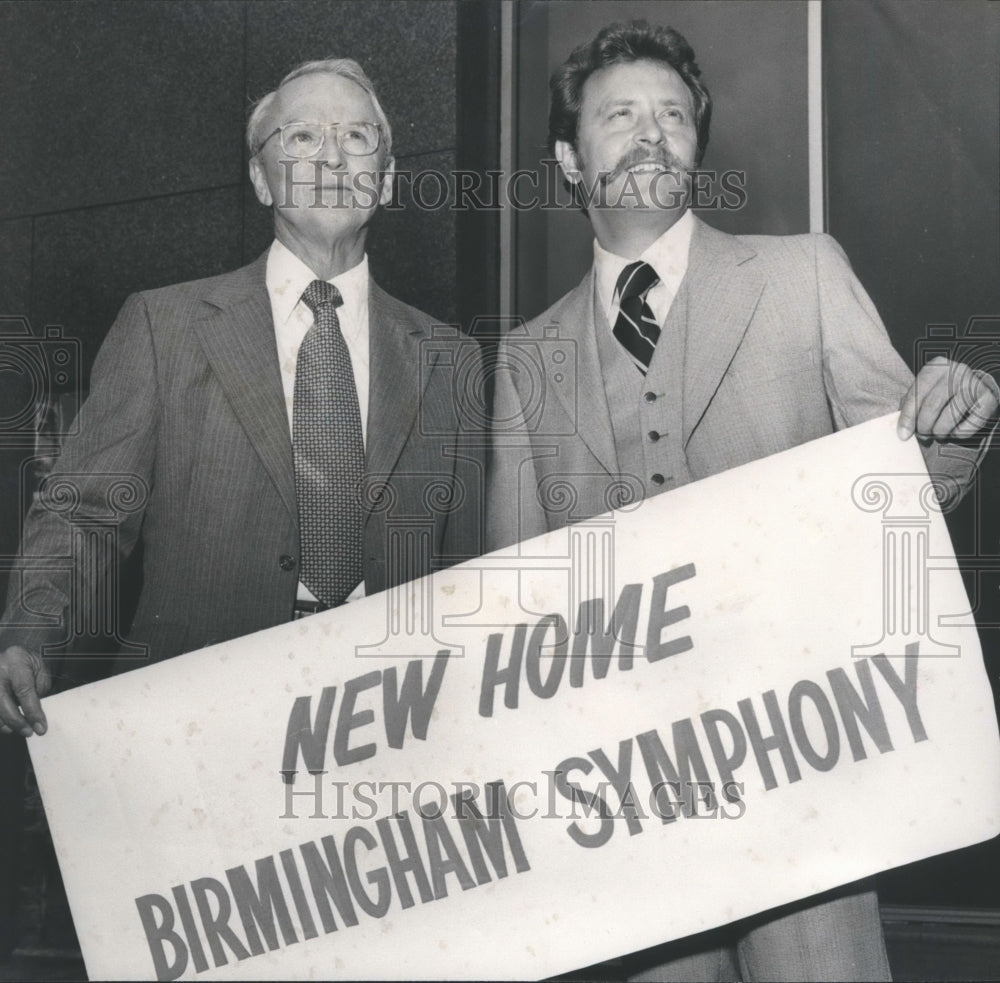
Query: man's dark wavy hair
549 21 712 166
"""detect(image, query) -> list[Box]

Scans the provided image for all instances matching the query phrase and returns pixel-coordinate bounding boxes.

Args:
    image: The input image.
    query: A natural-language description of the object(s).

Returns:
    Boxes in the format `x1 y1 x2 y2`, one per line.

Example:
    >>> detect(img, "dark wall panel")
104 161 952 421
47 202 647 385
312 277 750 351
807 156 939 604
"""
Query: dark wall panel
514 0 809 319
0 220 32 317
0 1 245 220
0 220 36 597
0 219 37 963
242 181 275 265
369 150 458 322
31 189 244 379
0 737 27 959
826 0 1000 352
245 0 456 160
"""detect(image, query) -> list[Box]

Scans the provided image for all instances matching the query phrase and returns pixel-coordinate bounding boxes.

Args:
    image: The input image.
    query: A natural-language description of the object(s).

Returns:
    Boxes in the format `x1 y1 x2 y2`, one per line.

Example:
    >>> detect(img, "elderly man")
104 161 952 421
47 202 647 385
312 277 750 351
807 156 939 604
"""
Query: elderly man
488 20 996 983
0 58 483 736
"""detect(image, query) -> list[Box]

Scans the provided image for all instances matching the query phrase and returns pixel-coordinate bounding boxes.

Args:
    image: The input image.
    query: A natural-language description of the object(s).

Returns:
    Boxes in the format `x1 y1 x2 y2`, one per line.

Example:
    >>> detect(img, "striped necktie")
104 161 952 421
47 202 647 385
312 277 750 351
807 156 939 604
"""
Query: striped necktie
294 279 365 607
612 260 661 374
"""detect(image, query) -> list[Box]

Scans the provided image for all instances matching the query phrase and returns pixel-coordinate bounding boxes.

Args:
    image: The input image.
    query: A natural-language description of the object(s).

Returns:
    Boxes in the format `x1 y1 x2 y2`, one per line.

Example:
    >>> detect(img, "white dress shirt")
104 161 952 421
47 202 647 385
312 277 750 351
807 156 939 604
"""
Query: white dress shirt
265 238 370 603
594 208 695 329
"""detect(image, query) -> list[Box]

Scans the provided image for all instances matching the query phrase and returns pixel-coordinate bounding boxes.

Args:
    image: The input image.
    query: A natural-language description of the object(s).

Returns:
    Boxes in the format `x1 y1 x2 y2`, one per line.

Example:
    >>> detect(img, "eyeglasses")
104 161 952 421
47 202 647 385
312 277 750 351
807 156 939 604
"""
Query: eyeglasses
257 121 381 158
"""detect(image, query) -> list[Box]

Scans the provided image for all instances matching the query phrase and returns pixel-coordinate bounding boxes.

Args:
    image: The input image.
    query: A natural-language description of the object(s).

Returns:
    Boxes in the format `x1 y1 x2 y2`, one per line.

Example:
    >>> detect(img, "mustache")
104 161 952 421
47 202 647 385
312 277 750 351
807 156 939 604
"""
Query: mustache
600 148 687 185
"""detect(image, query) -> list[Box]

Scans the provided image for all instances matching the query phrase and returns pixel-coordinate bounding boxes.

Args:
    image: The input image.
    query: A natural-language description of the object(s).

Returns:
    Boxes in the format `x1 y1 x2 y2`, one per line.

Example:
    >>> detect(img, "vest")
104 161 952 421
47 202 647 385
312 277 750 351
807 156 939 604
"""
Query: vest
593 276 694 506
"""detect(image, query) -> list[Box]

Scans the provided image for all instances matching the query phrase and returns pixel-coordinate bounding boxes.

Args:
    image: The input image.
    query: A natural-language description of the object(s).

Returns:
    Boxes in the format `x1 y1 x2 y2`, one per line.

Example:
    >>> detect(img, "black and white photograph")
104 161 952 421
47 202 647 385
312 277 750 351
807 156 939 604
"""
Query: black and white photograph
0 1 998 980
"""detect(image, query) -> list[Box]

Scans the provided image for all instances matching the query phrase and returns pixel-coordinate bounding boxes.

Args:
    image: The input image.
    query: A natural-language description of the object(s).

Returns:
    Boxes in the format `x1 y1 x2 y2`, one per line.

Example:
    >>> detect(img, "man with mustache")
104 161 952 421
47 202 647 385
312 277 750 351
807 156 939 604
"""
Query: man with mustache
488 20 996 982
0 58 483 736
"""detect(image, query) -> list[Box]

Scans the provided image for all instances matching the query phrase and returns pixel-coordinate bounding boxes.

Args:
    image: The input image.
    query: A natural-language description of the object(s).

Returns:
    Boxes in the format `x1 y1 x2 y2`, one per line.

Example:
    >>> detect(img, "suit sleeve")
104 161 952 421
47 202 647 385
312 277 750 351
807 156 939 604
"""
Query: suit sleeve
814 234 984 504
0 293 159 663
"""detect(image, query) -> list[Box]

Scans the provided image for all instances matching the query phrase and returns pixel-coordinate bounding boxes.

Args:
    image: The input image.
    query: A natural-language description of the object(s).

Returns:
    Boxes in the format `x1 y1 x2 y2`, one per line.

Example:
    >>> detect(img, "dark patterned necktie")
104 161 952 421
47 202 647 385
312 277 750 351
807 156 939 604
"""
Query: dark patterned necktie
613 260 661 374
293 279 365 607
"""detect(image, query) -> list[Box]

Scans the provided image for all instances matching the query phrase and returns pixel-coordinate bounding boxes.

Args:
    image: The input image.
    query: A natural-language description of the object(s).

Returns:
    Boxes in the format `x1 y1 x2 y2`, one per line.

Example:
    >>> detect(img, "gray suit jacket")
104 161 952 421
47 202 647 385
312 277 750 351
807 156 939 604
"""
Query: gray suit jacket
1 254 485 667
488 217 979 550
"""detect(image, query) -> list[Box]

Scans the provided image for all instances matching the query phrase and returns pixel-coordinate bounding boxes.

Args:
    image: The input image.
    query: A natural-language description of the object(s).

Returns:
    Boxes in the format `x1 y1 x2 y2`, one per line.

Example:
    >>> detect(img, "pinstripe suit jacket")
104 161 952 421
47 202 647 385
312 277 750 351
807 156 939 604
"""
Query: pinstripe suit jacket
487 217 979 550
1 254 484 667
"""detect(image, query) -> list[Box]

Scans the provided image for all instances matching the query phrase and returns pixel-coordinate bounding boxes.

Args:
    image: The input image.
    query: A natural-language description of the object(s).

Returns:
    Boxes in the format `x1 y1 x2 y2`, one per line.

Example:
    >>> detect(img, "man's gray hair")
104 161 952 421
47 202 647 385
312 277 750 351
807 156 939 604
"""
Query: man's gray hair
246 57 393 157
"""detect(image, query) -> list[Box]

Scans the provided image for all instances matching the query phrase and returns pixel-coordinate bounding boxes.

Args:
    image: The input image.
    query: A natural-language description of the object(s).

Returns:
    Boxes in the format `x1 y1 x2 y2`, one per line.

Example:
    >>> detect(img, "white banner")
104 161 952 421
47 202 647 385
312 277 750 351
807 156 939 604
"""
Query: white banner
30 415 1000 980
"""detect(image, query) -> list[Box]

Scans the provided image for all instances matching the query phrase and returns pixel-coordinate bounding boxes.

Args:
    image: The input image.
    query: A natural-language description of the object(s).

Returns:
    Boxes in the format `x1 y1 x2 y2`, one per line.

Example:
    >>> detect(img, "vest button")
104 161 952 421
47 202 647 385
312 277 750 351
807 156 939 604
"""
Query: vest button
651 473 665 486
279 554 296 571
644 391 657 402
648 430 660 442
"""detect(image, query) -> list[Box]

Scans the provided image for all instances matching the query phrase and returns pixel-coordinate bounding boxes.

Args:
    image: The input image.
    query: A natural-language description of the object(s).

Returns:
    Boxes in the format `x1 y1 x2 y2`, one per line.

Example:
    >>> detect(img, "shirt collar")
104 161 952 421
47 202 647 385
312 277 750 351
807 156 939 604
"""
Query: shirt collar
265 238 369 326
594 209 695 318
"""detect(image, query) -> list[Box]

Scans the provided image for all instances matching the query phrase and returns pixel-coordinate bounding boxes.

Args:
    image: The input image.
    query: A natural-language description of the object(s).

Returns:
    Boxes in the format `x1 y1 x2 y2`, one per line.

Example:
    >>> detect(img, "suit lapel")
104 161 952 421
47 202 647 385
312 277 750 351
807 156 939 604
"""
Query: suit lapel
192 254 298 520
543 274 619 476
682 218 765 445
365 283 430 493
